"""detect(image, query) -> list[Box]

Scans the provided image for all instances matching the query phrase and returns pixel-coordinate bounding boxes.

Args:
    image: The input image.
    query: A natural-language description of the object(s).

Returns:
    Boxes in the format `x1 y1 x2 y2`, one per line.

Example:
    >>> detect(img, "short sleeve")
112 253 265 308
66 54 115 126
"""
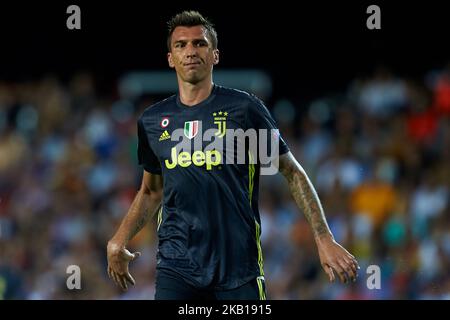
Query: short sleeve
247 96 290 156
137 118 162 175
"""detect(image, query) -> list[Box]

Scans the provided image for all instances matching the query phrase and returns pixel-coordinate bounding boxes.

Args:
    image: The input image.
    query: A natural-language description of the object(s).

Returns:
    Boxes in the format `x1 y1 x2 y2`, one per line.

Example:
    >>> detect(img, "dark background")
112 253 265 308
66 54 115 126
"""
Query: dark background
0 1 448 101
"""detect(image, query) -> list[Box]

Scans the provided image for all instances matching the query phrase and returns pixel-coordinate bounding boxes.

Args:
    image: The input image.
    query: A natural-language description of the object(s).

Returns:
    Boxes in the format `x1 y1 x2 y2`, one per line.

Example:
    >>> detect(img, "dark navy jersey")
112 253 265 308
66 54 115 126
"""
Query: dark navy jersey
137 84 289 290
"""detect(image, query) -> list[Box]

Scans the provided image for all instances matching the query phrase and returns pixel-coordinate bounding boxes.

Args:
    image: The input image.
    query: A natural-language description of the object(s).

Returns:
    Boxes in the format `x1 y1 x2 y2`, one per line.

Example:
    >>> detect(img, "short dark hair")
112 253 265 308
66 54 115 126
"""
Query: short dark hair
167 10 218 51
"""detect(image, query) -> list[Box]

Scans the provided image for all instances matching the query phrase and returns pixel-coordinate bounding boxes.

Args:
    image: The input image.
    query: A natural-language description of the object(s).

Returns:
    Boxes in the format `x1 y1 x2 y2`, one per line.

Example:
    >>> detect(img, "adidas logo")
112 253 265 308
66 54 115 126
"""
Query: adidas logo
159 130 171 141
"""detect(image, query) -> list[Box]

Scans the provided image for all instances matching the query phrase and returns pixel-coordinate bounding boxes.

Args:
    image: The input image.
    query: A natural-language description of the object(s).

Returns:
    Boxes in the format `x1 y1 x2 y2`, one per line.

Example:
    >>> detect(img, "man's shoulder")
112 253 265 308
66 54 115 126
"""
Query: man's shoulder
215 85 262 105
139 94 177 120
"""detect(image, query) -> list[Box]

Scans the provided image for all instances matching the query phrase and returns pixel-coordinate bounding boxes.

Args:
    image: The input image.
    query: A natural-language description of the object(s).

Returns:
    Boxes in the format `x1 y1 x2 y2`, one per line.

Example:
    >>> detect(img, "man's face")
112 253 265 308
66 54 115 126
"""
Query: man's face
167 26 219 84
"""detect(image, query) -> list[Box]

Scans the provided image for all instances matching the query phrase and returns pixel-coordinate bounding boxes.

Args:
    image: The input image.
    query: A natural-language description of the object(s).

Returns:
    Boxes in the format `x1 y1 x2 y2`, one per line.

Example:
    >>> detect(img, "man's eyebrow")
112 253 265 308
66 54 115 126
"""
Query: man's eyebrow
174 37 208 43
193 39 208 43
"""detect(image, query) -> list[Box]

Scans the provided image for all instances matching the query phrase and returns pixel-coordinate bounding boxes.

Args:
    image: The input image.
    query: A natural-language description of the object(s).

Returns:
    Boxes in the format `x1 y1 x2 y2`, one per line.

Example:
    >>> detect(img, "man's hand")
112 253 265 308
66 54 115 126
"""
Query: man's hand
279 153 360 284
107 241 141 291
316 235 360 283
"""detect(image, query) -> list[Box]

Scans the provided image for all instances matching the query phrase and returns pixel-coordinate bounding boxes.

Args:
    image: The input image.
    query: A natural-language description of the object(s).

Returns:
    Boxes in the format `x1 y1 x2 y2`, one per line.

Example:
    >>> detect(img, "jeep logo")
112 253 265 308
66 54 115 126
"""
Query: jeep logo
165 147 222 170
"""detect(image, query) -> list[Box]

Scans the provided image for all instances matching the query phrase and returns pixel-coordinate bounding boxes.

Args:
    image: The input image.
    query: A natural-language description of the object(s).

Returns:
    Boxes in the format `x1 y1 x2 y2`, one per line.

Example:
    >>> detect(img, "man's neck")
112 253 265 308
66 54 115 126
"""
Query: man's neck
178 78 214 106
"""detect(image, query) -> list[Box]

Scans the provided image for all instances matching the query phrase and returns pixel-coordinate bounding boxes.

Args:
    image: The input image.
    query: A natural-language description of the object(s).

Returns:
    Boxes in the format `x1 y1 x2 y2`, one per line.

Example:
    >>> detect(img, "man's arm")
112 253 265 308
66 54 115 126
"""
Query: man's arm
107 170 163 290
278 152 359 283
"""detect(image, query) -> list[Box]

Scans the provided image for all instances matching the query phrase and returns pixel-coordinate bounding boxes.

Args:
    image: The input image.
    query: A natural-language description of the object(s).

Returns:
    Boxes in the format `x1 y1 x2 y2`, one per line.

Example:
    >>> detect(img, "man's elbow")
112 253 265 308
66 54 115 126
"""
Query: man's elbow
149 189 163 203
141 186 162 202
279 154 307 183
141 172 163 202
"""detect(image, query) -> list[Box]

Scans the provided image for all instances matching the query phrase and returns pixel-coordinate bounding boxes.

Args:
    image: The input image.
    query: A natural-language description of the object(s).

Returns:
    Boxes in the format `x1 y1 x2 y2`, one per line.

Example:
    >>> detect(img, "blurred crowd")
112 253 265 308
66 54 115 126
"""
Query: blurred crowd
0 64 449 299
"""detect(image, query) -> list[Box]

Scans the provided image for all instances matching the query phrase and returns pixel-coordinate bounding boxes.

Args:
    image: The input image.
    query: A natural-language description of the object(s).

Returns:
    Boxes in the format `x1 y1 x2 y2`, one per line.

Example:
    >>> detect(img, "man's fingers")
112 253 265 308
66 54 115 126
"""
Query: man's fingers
331 263 347 283
119 276 128 291
110 269 130 290
323 264 335 282
111 271 121 287
349 257 360 275
125 272 136 286
340 259 356 282
114 272 128 291
328 267 335 282
123 250 141 261
106 250 150 290
131 251 141 261
352 257 360 270
349 256 360 279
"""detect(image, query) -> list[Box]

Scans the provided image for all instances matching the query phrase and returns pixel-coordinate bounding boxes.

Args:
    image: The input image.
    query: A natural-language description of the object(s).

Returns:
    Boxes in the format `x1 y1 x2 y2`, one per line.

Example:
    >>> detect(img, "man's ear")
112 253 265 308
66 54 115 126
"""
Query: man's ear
213 49 220 65
167 52 175 68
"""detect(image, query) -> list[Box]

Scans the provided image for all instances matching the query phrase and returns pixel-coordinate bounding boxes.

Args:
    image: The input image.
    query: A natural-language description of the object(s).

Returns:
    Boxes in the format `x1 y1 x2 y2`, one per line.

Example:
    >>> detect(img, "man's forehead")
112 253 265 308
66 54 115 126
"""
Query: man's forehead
171 26 209 41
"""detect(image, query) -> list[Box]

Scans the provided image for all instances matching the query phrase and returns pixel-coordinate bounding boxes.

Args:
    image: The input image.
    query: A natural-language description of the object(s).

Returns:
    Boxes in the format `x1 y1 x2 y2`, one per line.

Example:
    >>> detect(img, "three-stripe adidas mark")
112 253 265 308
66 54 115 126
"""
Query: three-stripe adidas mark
159 130 171 141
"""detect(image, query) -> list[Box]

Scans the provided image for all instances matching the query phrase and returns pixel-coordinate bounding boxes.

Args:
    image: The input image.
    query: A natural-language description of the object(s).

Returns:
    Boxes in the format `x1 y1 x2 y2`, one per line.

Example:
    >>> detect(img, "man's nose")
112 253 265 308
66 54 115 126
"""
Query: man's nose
185 43 198 58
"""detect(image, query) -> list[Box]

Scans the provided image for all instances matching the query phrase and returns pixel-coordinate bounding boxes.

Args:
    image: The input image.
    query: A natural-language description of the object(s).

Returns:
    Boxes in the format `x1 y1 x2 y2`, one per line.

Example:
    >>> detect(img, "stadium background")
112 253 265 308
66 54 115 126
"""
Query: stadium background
0 2 449 299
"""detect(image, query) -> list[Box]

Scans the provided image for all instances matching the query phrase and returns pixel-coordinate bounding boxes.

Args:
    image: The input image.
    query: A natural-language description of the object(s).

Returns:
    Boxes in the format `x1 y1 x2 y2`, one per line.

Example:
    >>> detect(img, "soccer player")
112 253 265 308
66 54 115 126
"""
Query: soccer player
107 10 359 300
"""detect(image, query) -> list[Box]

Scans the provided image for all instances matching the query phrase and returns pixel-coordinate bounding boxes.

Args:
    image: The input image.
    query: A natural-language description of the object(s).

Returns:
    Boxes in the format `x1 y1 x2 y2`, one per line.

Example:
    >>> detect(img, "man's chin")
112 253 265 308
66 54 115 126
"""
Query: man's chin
183 74 204 85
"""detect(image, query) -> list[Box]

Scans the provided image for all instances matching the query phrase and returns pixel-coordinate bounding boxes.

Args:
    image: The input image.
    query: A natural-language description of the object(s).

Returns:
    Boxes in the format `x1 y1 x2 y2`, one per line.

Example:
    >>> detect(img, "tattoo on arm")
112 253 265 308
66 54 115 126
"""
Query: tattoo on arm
279 153 331 239
128 181 161 240
128 199 154 241
117 174 162 244
134 210 150 234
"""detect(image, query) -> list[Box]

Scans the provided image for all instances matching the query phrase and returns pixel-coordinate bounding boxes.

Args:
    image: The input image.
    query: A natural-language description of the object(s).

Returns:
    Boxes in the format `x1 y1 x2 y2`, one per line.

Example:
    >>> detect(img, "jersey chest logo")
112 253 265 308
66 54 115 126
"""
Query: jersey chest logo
184 121 199 139
213 111 228 138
